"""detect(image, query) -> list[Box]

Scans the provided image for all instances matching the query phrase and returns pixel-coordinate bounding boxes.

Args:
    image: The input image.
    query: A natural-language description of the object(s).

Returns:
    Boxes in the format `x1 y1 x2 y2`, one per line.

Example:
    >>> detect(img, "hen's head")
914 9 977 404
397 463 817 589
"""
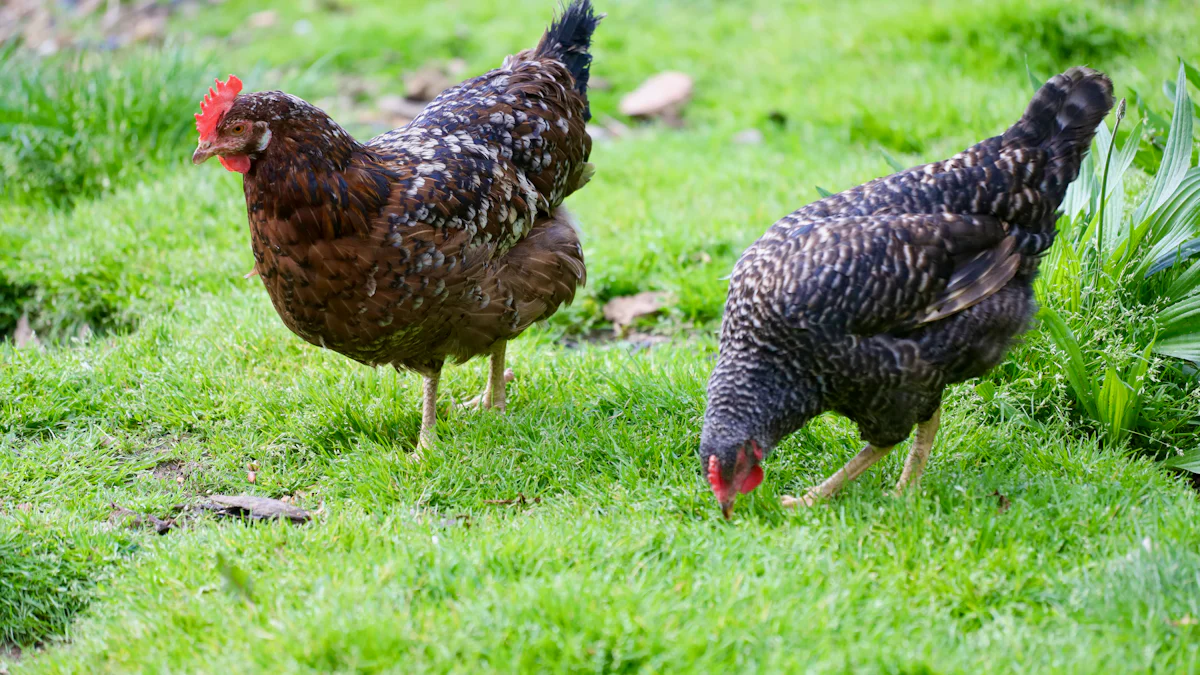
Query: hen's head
192 75 347 175
699 425 765 520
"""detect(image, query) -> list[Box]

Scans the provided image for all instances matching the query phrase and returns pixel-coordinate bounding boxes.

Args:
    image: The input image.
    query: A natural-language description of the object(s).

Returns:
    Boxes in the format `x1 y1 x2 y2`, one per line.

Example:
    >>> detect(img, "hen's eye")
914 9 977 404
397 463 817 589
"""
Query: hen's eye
230 123 247 134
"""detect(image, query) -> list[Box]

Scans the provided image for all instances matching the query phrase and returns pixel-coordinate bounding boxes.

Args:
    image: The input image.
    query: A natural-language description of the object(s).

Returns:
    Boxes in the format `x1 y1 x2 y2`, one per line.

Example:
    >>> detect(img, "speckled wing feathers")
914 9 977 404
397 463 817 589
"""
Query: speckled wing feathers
241 2 599 372
738 213 1013 336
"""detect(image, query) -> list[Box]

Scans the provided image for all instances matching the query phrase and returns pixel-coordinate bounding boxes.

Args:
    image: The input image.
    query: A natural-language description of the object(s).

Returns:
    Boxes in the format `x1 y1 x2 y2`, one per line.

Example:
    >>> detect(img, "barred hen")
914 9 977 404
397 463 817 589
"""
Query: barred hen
192 1 602 449
702 68 1114 518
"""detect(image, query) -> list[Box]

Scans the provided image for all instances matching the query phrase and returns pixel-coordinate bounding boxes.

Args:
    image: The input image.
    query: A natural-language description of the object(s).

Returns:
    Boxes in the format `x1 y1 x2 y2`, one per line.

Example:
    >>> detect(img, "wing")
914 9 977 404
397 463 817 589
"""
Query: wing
734 213 1021 336
365 57 591 260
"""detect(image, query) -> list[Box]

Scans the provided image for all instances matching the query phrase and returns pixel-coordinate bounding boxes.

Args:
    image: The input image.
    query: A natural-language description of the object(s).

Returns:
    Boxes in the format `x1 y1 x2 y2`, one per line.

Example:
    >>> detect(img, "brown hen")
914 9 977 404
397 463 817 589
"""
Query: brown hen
192 1 602 449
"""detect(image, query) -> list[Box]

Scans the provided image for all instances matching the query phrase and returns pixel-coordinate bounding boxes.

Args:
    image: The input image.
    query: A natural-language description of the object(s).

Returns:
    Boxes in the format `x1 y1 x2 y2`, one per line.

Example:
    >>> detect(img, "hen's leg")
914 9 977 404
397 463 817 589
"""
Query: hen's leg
417 368 441 452
782 443 895 508
895 407 942 494
457 342 514 411
484 341 510 412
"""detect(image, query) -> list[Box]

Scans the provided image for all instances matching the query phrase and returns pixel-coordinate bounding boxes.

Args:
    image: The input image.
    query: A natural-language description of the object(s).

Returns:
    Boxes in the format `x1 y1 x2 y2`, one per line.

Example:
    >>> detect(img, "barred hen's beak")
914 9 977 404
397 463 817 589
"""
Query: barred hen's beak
720 497 735 520
192 143 215 165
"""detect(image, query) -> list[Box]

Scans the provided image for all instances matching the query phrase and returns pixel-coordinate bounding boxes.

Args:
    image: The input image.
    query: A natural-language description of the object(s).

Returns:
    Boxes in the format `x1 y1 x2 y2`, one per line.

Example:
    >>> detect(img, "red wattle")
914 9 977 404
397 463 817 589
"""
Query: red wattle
220 154 251 174
739 465 764 494
707 455 727 493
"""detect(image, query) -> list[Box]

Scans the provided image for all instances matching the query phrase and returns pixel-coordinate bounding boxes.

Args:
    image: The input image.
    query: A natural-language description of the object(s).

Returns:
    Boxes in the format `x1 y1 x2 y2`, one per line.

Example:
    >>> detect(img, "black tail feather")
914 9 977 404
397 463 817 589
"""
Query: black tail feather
536 0 603 119
1005 67 1115 201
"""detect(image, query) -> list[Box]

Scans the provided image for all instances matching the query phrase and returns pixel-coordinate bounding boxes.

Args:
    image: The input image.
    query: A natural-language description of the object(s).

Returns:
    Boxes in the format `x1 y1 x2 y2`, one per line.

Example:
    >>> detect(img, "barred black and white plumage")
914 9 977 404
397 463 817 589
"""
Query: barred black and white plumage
701 67 1114 518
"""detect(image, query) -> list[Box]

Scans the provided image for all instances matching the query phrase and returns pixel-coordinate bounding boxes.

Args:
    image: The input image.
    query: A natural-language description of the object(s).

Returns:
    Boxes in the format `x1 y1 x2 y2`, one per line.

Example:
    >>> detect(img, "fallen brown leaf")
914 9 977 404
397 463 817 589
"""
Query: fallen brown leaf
619 72 693 120
192 495 310 523
602 291 669 328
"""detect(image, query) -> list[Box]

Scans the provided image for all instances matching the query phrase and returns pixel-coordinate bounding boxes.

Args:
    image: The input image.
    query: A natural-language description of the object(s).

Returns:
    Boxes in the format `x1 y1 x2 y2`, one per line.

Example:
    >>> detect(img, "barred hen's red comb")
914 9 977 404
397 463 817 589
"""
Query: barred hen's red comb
195 75 243 142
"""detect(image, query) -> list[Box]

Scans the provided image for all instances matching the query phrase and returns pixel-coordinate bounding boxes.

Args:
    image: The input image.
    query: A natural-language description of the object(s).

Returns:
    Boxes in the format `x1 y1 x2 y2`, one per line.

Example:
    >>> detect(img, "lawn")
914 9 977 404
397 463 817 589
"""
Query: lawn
2 0 1200 672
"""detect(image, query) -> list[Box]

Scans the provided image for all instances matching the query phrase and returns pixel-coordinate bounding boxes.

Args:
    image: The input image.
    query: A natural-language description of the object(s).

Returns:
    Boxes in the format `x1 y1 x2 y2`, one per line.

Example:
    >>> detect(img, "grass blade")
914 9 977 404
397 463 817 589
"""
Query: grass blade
881 149 906 173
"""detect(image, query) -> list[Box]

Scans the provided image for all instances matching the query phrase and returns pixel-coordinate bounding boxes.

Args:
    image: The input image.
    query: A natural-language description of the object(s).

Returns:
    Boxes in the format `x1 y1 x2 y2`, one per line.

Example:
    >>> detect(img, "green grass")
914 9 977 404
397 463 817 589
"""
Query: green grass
2 0 1200 672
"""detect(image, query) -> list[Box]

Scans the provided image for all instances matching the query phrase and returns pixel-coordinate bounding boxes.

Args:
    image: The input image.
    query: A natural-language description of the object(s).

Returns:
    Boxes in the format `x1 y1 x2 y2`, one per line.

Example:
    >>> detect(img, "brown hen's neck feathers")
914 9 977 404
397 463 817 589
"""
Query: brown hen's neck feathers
233 92 392 241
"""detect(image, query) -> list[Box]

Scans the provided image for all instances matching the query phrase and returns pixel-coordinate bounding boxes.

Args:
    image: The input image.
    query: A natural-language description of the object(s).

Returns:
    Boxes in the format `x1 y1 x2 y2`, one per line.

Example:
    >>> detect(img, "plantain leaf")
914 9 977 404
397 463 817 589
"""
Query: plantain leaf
1154 334 1200 362
1157 293 1200 338
1135 64 1194 223
1037 306 1098 420
1096 365 1131 446
1186 61 1200 90
1138 167 1200 277
1166 256 1200 301
1146 236 1200 277
1163 448 1200 474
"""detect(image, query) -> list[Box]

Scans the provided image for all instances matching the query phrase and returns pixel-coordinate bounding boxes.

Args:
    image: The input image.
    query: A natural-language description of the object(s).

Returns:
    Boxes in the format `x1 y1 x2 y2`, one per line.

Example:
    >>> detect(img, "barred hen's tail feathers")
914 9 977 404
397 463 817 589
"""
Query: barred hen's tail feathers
535 0 604 119
1004 67 1115 201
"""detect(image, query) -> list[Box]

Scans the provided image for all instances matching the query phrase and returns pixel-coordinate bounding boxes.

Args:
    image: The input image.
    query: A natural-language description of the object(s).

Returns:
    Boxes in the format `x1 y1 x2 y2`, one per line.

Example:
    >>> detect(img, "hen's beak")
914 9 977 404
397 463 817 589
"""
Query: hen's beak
720 497 735 520
192 143 215 165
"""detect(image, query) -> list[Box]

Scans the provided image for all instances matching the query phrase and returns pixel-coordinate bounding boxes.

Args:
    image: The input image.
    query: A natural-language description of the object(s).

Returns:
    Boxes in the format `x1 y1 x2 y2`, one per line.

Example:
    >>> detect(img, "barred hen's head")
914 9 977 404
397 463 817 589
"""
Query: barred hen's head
700 425 765 520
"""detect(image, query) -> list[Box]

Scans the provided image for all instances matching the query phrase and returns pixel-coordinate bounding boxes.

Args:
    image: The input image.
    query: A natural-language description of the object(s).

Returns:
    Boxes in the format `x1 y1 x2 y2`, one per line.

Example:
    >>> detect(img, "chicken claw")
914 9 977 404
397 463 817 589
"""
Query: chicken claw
781 490 823 509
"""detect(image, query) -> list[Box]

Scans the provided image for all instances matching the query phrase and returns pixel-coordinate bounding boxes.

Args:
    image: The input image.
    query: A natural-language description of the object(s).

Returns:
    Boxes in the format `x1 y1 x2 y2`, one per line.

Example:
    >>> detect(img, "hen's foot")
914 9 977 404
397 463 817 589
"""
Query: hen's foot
456 369 515 411
781 489 824 509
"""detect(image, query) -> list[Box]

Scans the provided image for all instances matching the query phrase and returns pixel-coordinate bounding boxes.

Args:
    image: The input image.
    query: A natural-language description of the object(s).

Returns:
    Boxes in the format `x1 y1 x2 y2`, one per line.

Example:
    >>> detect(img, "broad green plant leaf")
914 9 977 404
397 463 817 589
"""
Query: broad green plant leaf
1134 64 1194 223
1037 306 1098 420
1163 448 1200 474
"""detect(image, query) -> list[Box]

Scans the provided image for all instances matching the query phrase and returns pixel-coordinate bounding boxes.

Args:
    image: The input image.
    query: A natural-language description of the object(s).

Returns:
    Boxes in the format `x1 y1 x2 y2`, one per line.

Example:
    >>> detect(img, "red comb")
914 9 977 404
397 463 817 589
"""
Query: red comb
195 75 243 142
707 455 727 492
